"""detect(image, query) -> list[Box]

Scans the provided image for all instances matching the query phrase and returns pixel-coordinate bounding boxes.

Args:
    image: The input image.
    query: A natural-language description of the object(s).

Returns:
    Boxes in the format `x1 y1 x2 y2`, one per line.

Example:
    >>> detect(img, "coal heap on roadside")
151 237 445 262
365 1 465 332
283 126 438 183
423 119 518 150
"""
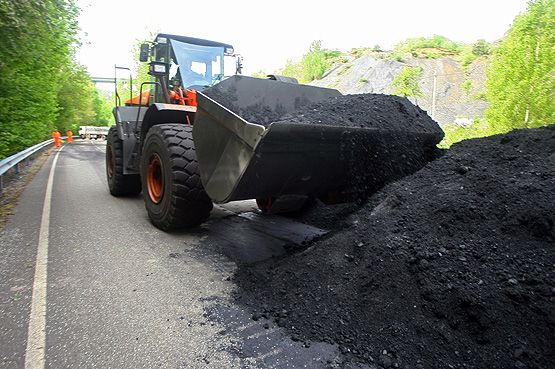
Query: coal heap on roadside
234 126 555 369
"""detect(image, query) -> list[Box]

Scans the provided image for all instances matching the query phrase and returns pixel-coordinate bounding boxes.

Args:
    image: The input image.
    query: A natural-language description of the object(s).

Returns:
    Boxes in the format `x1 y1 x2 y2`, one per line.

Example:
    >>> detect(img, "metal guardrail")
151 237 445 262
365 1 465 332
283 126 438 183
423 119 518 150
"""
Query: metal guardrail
0 139 55 193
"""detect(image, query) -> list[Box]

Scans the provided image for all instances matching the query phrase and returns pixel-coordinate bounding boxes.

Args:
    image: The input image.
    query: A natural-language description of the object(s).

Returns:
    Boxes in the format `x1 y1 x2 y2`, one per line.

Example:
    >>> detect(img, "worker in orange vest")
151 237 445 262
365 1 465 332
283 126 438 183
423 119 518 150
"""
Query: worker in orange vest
52 130 61 148
66 130 73 144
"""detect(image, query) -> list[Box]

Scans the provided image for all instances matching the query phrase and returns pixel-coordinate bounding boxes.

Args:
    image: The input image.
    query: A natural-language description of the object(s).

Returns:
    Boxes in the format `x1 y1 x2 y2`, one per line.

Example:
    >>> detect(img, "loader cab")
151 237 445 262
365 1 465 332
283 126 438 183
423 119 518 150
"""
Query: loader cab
146 34 238 103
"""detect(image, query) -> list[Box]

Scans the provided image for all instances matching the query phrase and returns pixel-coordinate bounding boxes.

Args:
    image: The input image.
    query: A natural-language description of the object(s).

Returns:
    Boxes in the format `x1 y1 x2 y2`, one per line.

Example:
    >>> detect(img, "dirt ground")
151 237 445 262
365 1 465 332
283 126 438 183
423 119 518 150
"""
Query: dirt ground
234 126 555 369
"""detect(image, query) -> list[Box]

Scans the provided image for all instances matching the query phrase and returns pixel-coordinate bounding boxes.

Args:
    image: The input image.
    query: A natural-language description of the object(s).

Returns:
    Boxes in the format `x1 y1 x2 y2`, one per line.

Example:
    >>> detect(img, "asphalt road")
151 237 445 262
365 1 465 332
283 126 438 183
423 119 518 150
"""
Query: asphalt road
0 140 351 369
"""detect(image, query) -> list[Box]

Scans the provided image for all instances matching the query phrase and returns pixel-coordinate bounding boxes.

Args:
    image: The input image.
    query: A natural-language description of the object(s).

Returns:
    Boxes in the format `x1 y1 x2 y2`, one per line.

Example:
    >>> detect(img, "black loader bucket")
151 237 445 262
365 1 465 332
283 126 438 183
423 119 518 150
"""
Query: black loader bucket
193 76 444 204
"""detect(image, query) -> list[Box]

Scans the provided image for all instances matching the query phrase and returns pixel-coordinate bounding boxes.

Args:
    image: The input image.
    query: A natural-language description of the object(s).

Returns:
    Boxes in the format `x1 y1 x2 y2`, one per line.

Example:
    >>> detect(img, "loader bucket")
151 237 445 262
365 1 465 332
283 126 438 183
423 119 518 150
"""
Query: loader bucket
193 76 443 204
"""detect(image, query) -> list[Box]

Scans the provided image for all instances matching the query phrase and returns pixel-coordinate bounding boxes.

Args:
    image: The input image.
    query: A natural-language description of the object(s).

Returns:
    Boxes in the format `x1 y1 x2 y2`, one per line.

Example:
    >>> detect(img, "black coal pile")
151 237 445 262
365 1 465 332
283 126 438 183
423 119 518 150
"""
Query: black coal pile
205 87 441 134
276 94 440 133
234 127 555 369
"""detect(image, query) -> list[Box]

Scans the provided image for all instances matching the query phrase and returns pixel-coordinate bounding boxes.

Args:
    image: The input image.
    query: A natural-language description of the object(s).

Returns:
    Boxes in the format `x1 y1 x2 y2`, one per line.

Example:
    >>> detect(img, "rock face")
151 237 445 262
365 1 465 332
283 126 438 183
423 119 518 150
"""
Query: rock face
234 126 555 369
310 54 489 127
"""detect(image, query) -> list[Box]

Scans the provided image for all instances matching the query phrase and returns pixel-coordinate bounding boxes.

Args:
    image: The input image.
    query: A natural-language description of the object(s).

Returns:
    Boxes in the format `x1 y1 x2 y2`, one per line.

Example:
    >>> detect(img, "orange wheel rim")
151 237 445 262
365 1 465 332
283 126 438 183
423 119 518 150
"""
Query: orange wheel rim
256 198 273 214
147 154 164 204
106 146 114 178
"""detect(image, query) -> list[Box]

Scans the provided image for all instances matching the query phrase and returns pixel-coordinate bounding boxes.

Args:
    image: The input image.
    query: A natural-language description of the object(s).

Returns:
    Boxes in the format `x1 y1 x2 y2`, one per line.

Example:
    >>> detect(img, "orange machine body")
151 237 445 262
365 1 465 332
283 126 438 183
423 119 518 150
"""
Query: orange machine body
126 89 197 108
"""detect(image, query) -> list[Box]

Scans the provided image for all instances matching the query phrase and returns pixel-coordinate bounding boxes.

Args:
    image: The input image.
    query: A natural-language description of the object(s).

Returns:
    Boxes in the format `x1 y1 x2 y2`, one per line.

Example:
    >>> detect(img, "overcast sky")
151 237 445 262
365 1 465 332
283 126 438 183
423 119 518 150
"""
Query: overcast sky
76 0 528 78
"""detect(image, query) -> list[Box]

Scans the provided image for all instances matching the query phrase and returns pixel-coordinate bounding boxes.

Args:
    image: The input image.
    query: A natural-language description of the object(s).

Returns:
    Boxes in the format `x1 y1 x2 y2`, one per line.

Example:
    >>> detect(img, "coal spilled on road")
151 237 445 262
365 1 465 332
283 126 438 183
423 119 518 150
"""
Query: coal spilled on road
233 126 555 369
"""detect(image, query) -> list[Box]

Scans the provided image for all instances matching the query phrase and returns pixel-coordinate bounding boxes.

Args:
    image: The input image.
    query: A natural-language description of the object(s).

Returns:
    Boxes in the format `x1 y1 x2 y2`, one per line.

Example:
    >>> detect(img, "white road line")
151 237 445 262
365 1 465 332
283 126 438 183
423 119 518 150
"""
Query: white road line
89 140 105 153
24 145 65 369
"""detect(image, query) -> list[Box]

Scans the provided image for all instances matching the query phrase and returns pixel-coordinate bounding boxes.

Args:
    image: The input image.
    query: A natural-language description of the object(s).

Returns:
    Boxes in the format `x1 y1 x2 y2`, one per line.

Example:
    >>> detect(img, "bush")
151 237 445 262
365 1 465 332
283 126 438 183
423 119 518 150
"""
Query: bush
472 39 491 56
461 80 473 95
473 91 487 101
390 66 423 99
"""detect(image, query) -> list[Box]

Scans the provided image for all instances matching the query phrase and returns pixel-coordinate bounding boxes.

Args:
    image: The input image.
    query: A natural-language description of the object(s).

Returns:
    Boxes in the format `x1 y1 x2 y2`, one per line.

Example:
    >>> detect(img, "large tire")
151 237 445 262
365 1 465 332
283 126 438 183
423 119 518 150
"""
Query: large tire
140 124 213 230
106 126 142 196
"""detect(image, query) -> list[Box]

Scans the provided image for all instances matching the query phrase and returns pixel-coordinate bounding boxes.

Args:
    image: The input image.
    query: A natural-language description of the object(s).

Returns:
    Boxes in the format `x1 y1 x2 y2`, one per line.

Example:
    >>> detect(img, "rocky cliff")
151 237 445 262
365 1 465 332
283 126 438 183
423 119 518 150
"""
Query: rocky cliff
310 53 489 126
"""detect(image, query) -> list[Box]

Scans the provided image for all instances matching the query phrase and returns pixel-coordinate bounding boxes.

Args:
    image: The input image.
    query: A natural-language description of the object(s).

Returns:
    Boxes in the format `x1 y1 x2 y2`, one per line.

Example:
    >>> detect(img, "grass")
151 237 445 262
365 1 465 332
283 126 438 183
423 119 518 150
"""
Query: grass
337 64 351 76
359 78 369 83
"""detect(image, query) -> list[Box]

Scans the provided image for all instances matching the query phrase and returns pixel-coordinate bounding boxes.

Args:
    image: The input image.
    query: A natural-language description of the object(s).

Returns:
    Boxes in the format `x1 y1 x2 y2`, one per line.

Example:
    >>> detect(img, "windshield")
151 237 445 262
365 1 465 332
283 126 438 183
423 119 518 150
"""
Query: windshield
170 39 224 89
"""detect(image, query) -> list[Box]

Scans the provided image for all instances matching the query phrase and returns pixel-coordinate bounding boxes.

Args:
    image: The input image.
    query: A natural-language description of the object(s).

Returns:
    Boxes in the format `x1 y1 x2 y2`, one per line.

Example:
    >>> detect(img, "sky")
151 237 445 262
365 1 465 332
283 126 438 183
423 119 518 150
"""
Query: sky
76 0 529 79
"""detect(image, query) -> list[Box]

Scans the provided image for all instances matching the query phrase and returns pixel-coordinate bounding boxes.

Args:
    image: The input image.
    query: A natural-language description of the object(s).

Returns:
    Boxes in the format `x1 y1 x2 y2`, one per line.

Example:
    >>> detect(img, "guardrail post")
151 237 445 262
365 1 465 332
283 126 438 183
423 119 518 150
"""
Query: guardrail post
0 175 3 195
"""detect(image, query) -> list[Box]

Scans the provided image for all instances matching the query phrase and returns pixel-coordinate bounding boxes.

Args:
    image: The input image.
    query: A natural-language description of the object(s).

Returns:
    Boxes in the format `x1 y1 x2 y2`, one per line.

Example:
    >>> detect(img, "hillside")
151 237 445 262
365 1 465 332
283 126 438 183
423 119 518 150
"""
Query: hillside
310 52 489 127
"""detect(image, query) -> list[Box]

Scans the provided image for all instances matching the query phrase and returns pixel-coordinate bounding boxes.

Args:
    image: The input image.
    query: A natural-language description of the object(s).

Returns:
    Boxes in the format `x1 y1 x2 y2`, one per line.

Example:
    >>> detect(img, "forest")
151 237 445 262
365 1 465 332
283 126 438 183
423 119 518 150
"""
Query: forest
0 0 112 158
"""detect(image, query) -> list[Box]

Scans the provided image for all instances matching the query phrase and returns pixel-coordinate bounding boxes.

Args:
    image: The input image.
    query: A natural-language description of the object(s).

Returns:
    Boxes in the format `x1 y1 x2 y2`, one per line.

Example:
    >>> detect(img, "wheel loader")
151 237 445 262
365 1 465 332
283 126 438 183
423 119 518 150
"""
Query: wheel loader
106 33 443 230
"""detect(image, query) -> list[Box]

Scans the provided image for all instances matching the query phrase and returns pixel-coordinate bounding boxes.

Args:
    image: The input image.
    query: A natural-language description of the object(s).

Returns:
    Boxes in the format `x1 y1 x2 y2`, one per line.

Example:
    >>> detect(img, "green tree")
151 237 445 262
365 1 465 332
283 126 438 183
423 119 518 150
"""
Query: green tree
485 0 555 132
390 66 423 103
472 39 491 56
92 90 114 126
281 41 340 83
115 34 155 103
55 63 97 133
0 0 81 157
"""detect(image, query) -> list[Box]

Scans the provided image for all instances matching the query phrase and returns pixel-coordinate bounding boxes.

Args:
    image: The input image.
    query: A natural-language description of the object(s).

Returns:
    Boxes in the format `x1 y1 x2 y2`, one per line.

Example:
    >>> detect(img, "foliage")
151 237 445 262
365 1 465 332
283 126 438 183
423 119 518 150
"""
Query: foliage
55 63 98 133
0 0 78 157
0 0 110 158
485 0 555 132
472 39 491 56
442 1 553 148
359 78 369 83
390 66 423 99
115 35 155 103
473 91 488 100
92 89 113 126
461 80 473 95
458 40 492 70
281 59 303 81
459 45 477 69
390 36 490 69
391 35 461 60
280 41 340 83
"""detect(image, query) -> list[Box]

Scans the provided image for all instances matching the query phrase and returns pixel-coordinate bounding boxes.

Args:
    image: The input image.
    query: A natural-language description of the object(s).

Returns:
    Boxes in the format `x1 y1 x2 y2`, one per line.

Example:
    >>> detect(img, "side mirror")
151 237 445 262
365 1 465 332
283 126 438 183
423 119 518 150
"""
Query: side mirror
139 43 150 62
236 55 243 75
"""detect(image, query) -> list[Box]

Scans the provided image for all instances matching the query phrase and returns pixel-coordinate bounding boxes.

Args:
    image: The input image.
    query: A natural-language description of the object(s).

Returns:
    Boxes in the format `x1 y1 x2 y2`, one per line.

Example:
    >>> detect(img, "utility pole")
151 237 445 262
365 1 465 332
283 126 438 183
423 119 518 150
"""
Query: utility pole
431 69 437 120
